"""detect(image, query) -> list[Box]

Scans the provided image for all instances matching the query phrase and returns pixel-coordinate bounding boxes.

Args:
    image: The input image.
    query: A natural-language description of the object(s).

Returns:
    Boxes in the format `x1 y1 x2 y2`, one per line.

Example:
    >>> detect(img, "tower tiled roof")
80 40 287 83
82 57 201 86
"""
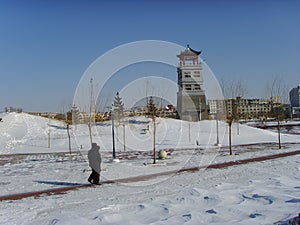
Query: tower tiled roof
186 44 201 55
177 44 201 57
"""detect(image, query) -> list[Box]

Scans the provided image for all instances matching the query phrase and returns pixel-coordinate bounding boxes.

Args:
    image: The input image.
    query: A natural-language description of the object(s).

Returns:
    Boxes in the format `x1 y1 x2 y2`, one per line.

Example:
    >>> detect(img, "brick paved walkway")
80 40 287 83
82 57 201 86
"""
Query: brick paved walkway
1 150 299 202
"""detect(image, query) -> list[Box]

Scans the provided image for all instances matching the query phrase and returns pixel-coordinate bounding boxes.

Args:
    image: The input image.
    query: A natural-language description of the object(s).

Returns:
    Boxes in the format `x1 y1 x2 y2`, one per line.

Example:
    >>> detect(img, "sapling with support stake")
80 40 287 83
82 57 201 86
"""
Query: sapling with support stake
147 96 158 164
227 114 233 155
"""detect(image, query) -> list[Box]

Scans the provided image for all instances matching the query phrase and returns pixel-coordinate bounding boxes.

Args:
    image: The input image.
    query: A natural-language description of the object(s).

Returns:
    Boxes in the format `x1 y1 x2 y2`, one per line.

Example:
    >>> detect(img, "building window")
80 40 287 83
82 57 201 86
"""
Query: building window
185 85 191 90
194 84 200 90
184 71 191 77
193 71 200 77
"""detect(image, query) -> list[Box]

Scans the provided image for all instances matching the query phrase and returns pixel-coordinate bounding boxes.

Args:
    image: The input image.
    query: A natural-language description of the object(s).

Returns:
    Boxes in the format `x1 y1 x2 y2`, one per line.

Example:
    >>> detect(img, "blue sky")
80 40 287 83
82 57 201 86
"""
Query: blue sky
0 0 299 112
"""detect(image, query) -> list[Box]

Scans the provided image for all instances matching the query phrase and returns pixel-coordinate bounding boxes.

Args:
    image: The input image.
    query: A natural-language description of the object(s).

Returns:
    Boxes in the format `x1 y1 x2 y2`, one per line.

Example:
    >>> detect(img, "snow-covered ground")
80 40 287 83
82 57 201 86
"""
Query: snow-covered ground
0 112 299 224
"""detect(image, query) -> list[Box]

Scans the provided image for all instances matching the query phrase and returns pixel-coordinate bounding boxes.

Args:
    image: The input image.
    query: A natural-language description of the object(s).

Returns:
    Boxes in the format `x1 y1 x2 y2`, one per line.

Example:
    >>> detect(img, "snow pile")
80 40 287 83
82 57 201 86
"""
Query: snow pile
0 112 68 154
0 112 297 154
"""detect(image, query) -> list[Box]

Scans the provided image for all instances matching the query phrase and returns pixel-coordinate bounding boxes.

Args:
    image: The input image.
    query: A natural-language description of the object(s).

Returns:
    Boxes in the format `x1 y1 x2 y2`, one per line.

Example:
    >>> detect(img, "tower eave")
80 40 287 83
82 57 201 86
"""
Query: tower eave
177 45 202 58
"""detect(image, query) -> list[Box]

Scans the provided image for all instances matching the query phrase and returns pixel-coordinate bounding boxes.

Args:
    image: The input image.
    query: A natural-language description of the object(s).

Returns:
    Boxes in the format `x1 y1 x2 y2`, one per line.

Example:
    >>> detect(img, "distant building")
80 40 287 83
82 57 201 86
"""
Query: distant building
4 107 23 113
219 96 286 120
290 86 300 118
208 99 226 119
228 97 272 120
176 45 208 121
290 86 300 107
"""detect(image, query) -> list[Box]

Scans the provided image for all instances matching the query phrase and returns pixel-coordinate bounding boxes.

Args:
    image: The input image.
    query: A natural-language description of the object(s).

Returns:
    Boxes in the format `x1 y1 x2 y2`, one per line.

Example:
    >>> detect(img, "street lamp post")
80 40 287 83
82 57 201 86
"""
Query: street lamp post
216 109 219 146
111 106 116 159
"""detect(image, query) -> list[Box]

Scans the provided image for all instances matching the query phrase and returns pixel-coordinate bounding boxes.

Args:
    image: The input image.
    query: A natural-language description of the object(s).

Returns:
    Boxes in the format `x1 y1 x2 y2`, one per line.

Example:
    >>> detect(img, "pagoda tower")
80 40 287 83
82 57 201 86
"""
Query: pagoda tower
177 45 208 121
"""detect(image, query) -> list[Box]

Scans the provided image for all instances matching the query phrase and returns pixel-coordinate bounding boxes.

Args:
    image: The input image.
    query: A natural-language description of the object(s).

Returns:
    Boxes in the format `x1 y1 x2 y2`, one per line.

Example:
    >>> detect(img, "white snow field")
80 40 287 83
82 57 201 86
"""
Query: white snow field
0 112 299 225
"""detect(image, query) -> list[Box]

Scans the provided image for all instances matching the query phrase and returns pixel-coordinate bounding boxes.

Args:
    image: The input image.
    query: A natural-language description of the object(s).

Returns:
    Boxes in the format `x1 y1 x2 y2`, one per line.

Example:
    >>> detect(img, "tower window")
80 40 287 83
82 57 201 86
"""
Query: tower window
193 71 200 77
185 85 191 90
194 84 200 90
184 71 191 77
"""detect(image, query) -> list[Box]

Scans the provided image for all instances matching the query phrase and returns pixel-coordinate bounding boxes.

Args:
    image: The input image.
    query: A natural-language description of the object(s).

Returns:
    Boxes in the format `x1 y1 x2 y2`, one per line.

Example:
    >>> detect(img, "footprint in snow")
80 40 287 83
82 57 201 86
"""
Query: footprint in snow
182 213 192 221
285 198 300 203
242 194 274 205
206 209 217 214
249 213 263 218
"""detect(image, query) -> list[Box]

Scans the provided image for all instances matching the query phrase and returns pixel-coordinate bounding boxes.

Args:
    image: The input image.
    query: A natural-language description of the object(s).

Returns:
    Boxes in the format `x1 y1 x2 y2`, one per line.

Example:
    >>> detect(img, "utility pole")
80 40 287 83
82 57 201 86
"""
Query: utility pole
89 78 94 145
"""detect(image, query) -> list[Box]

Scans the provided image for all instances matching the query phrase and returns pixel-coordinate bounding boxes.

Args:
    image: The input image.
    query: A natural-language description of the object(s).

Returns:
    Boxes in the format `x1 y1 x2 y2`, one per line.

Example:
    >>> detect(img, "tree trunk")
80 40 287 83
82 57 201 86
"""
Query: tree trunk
123 124 126 152
48 130 51 148
88 123 93 145
67 124 72 155
277 117 281 149
229 123 232 155
153 119 156 164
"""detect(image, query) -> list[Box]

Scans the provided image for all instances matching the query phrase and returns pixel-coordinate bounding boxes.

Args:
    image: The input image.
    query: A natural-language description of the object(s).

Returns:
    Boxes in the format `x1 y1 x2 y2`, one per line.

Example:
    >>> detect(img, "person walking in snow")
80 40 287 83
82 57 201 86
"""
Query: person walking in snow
88 143 101 185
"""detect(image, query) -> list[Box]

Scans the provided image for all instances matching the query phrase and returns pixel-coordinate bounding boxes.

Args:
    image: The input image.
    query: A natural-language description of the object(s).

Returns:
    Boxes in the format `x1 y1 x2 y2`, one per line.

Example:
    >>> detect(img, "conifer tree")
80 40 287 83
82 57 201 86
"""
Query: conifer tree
113 92 124 125
147 96 158 164
147 96 157 119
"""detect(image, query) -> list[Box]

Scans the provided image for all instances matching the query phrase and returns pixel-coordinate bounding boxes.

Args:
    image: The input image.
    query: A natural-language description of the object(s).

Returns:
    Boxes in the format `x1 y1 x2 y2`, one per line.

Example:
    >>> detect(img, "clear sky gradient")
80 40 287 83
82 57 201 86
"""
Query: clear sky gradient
0 0 299 112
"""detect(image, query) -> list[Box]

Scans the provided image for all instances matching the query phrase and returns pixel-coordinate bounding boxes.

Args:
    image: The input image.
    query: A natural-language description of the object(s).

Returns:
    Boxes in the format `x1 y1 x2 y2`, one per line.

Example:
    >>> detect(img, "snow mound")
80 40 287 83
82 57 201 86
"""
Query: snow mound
0 112 297 155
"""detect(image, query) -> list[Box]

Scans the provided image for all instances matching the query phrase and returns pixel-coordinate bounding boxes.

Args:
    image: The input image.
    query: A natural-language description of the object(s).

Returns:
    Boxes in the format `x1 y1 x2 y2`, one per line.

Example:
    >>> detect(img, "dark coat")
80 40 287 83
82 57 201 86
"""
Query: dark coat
88 143 101 173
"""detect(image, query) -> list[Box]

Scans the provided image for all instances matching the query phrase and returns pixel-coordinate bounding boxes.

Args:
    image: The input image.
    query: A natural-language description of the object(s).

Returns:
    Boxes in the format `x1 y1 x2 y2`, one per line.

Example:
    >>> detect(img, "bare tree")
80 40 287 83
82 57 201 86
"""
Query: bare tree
265 76 289 104
62 111 72 156
221 77 248 99
221 77 247 131
265 76 287 148
88 78 95 145
60 100 73 156
97 95 111 113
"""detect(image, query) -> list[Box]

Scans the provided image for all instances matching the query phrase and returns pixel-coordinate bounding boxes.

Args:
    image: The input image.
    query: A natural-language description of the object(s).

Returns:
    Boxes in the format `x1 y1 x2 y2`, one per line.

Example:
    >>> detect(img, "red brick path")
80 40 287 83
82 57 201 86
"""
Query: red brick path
1 150 300 202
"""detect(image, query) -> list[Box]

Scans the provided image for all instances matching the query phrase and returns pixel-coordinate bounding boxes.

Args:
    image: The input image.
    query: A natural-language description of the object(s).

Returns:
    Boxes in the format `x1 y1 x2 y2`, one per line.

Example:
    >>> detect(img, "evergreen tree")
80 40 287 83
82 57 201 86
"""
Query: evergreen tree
147 96 158 119
147 96 158 164
113 92 124 124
